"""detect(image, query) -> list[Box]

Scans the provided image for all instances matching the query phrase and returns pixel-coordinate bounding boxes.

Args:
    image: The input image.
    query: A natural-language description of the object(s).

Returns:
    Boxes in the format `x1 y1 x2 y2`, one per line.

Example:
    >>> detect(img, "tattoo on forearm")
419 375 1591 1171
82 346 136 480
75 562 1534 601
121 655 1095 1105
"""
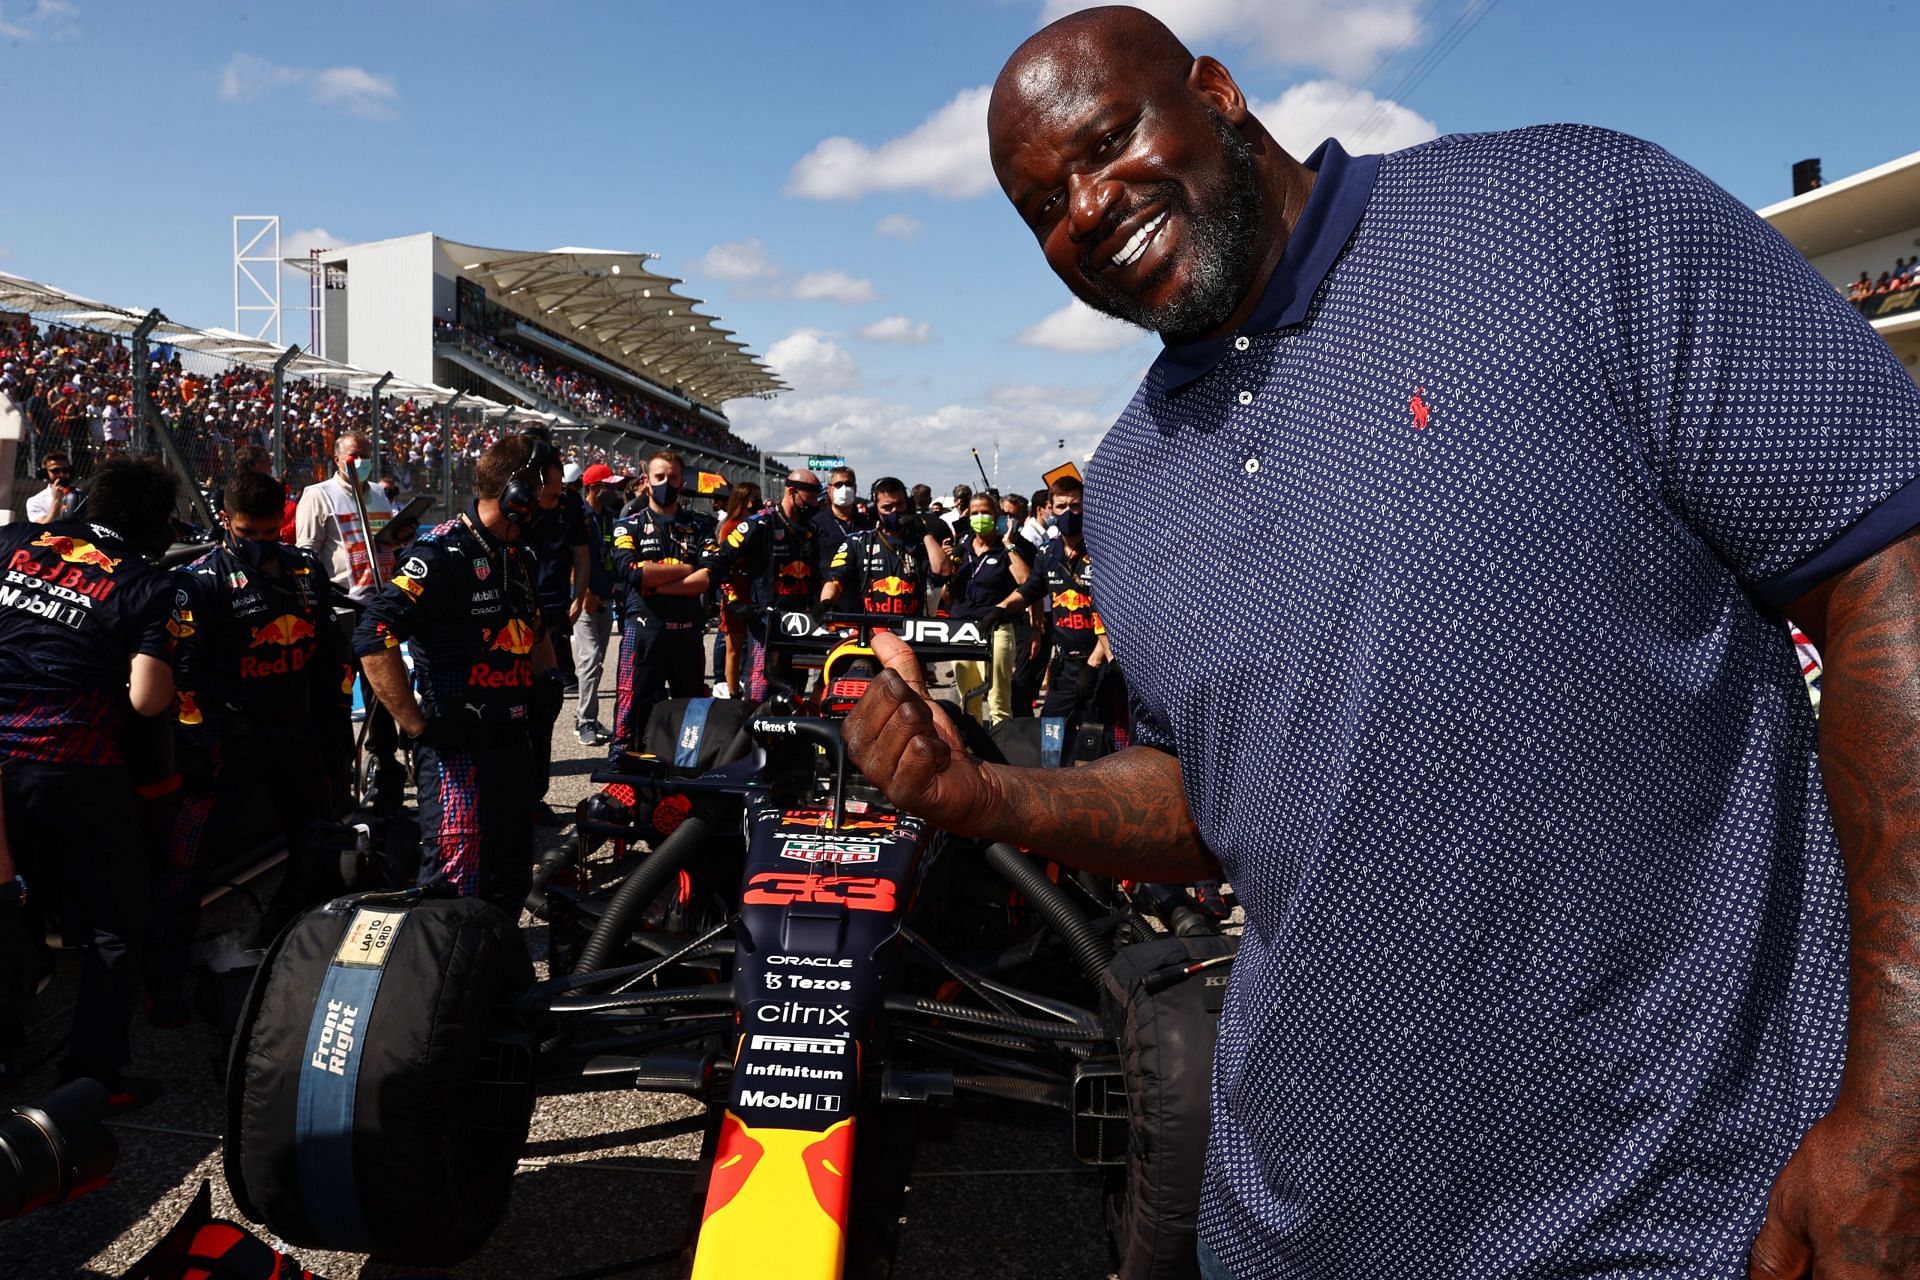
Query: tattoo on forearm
982 749 1217 881
1815 527 1920 1120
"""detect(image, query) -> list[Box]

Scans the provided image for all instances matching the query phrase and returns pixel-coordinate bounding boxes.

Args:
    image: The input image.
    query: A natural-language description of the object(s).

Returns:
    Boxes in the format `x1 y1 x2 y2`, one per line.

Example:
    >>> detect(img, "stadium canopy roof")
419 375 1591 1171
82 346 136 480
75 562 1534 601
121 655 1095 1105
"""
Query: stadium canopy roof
1758 147 1920 259
437 240 787 407
0 269 564 422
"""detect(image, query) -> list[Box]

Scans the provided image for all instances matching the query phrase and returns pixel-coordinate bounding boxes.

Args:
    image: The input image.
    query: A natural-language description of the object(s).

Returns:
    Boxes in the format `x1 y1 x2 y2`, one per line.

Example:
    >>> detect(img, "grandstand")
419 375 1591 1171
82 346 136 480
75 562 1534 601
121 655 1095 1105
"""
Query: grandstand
293 235 784 481
1759 149 1920 375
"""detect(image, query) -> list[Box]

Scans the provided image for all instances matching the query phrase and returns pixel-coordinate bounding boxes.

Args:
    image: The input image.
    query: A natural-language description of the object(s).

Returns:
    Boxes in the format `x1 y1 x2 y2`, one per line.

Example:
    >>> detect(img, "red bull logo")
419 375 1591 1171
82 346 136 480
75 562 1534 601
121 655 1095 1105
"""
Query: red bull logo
775 560 811 596
241 615 316 679
249 615 317 647
489 619 538 655
1053 588 1092 613
865 574 915 616
176 690 204 727
31 532 119 574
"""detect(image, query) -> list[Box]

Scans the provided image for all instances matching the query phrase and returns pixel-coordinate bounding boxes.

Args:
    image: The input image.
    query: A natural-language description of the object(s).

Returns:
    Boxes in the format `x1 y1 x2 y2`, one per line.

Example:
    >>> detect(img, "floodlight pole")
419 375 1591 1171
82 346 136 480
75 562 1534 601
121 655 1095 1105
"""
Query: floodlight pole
441 392 467 512
369 372 392 475
270 344 299 478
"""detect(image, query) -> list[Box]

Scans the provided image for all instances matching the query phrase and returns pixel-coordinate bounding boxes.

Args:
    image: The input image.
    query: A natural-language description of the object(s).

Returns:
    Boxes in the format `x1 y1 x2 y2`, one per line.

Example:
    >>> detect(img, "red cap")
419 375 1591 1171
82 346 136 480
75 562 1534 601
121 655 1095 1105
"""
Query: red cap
580 463 627 486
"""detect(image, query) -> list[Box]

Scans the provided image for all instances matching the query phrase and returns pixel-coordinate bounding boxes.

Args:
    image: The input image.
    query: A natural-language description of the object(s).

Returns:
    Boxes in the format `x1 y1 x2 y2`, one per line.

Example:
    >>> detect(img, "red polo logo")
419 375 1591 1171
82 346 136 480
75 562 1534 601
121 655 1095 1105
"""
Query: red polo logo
1409 386 1430 430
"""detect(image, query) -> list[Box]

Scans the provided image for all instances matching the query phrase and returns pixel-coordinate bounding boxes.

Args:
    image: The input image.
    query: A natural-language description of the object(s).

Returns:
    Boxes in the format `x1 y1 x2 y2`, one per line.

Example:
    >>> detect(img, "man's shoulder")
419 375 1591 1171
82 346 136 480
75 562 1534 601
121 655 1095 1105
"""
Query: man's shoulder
1377 123 1657 200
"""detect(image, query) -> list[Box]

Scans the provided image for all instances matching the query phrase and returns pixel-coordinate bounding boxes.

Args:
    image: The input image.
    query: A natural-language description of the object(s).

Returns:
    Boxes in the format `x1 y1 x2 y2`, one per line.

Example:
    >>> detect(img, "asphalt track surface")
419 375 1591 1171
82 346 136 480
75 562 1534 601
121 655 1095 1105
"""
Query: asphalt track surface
0 667 1125 1279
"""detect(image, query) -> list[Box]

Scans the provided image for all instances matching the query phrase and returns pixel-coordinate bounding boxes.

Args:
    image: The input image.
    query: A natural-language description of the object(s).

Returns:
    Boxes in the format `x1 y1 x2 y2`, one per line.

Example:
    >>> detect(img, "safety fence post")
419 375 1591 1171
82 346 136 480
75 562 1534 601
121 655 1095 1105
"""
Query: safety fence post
270 344 298 479
369 371 392 477
440 391 466 514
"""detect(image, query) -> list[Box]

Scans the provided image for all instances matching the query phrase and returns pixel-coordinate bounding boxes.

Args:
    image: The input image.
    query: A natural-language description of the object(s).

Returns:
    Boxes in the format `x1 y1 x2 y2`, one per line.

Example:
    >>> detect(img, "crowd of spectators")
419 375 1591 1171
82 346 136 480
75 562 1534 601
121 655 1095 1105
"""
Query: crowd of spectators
434 318 759 457
0 319 587 505
4 317 765 524
1845 255 1920 309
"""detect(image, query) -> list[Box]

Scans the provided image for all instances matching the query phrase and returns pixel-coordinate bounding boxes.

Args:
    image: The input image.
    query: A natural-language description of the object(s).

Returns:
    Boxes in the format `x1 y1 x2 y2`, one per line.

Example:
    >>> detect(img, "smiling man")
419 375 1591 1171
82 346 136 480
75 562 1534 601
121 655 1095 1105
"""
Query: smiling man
843 5 1920 1278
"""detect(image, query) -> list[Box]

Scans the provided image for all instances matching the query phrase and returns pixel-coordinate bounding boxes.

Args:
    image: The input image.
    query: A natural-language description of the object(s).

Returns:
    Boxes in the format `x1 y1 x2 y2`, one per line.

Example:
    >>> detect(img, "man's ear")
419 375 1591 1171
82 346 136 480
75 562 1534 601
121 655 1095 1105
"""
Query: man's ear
1189 55 1249 126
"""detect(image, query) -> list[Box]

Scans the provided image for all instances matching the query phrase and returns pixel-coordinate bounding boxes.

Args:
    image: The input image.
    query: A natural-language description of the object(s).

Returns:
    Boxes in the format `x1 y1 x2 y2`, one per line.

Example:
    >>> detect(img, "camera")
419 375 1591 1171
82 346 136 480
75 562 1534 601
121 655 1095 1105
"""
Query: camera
0 1077 118 1219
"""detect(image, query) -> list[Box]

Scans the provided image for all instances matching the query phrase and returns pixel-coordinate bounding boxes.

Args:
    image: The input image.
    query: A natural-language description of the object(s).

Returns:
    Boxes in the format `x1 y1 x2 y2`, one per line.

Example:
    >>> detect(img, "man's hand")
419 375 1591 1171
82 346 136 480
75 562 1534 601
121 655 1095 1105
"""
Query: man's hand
1751 1100 1920 1277
844 633 994 830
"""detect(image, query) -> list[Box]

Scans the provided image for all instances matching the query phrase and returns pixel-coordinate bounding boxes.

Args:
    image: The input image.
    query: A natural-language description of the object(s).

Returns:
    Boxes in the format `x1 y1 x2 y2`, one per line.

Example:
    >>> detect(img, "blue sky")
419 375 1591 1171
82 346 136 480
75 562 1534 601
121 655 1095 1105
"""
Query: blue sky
2 0 1915 492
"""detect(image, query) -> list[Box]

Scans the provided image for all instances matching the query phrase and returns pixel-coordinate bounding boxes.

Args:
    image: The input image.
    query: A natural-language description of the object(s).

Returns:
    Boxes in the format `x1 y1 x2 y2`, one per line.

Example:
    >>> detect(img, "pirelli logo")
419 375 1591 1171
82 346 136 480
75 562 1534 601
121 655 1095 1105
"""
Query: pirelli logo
747 1033 847 1056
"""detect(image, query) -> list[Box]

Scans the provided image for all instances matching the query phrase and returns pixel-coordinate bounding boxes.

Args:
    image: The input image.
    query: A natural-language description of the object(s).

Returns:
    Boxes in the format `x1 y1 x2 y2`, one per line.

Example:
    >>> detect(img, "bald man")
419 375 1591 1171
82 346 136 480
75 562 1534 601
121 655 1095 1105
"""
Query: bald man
701 469 823 702
847 7 1920 1278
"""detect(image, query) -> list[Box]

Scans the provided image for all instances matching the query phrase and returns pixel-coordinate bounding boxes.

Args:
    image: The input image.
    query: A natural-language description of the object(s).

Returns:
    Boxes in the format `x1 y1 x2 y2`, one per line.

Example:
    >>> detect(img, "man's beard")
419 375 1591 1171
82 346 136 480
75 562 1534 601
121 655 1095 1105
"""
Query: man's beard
1076 112 1264 342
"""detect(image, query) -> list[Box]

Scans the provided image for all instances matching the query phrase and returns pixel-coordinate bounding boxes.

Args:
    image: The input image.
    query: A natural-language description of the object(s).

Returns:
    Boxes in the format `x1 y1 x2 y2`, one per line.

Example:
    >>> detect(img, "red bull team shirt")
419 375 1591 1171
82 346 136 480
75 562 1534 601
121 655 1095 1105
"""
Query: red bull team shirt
1016 540 1101 653
0 519 176 764
825 527 934 616
1086 128 1920 1277
169 542 349 731
353 508 544 724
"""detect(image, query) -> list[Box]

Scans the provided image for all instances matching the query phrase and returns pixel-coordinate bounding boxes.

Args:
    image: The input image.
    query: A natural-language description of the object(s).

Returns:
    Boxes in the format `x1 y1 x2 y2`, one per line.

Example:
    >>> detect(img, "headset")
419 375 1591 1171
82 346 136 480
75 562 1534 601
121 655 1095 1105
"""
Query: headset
500 434 557 527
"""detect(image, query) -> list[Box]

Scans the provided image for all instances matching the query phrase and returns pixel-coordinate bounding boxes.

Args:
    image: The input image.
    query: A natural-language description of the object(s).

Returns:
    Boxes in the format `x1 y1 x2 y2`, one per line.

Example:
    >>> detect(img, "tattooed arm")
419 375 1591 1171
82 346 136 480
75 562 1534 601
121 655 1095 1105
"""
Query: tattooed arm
843 632 1219 881
1751 528 1920 1279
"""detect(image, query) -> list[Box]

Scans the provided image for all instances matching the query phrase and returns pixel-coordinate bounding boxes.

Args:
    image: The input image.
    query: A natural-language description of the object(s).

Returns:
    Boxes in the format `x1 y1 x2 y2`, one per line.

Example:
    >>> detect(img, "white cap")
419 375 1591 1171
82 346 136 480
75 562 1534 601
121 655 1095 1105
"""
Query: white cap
562 461 585 484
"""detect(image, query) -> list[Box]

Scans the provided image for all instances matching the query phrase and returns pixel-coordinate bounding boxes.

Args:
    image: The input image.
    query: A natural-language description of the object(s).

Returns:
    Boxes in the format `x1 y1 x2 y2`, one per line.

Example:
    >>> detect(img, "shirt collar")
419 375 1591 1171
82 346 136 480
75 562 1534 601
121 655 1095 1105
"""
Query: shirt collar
466 500 510 552
1153 137 1382 393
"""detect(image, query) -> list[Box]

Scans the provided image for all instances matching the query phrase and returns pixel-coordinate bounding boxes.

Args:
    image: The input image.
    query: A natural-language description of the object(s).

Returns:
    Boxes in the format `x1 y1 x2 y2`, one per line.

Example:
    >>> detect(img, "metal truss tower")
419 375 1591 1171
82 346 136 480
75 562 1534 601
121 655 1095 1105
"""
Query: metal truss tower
232 215 282 343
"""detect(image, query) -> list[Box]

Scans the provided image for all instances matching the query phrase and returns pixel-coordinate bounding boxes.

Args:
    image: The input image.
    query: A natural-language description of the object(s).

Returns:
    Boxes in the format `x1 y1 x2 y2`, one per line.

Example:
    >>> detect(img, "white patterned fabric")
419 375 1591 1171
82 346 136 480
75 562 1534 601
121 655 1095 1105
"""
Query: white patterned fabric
1087 126 1920 1278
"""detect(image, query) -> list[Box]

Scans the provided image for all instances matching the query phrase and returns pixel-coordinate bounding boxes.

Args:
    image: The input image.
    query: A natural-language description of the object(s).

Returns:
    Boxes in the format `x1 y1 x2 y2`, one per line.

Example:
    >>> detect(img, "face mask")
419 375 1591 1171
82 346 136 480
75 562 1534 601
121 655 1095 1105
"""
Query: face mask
998 516 1013 534
831 484 855 507
651 480 679 507
790 490 819 515
231 536 277 569
969 514 995 536
880 511 904 533
1055 510 1082 537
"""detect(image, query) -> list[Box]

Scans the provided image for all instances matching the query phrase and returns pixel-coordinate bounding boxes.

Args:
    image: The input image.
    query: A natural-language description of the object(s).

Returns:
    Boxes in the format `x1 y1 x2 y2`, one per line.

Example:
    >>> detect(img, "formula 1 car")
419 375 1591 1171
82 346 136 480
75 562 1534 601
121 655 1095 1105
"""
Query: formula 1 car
222 612 1234 1280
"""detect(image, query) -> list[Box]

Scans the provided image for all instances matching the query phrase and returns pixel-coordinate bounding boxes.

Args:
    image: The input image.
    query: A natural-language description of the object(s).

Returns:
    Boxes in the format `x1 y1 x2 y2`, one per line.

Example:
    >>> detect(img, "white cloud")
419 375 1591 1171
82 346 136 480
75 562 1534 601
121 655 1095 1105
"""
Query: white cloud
874 213 925 241
763 331 861 395
1016 299 1146 354
1250 79 1437 157
219 52 399 119
791 271 881 305
690 237 782 289
989 383 1109 408
856 316 934 345
285 226 350 256
788 86 994 200
0 1 77 40
1037 0 1424 80
727 388 1113 497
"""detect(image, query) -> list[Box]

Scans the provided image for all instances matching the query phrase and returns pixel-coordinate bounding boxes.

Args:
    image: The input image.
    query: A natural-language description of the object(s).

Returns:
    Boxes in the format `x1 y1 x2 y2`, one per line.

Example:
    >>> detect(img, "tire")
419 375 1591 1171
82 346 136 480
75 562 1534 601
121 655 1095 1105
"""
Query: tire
1101 934 1237 1280
224 891 537 1264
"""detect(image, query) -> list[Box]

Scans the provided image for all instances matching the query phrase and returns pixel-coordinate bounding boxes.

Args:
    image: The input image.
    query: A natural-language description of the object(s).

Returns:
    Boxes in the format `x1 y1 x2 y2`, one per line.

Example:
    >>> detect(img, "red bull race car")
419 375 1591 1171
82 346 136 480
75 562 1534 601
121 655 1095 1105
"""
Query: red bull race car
216 611 1234 1280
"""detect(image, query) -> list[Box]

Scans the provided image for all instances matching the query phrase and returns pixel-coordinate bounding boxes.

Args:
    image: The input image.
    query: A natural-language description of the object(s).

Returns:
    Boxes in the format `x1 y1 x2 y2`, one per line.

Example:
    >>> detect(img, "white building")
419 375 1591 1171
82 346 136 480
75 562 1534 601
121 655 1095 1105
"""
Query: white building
1759 153 1920 374
297 234 784 469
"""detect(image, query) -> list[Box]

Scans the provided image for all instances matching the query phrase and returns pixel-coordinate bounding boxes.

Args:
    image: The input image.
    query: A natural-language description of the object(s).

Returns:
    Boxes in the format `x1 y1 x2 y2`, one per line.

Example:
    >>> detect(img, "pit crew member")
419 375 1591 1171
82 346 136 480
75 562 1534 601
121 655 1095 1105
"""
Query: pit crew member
608 449 715 748
820 476 952 620
354 435 562 916
700 469 822 702
148 470 351 1021
0 458 179 1107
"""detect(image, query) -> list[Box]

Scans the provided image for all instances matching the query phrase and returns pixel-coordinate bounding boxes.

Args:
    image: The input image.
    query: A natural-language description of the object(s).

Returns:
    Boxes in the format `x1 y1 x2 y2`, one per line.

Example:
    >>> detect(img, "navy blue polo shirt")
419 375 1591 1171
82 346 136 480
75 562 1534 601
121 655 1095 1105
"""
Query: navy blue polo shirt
1086 126 1920 1277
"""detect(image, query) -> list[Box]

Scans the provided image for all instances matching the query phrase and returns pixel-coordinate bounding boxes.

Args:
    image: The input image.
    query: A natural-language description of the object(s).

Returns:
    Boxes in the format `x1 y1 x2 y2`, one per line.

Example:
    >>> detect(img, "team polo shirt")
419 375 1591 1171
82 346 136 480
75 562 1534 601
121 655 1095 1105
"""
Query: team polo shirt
1086 126 1920 1278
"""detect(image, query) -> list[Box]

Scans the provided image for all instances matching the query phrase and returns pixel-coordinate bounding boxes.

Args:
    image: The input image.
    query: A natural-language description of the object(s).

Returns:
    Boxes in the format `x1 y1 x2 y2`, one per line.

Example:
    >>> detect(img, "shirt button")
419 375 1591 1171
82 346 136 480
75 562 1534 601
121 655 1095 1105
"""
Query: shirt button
1237 390 1254 406
1234 336 1250 351
1244 456 1260 475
